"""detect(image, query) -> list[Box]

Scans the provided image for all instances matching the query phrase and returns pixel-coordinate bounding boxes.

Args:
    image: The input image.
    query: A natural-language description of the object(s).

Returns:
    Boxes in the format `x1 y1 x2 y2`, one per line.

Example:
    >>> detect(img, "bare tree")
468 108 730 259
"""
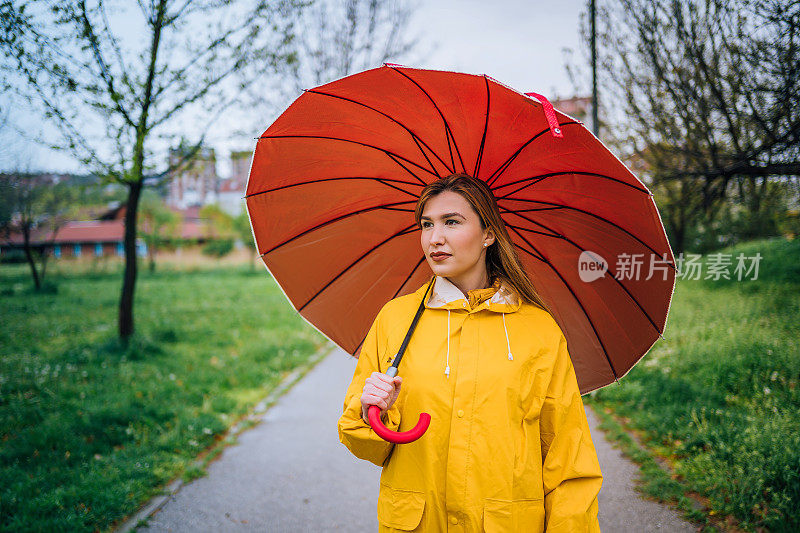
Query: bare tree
567 0 799 252
0 173 78 289
267 0 433 109
1 0 307 341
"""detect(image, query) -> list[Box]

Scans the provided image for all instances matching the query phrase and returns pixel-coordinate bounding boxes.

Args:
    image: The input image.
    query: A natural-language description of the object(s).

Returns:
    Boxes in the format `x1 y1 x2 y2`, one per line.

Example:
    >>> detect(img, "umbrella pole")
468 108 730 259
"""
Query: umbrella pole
386 275 435 376
368 275 436 443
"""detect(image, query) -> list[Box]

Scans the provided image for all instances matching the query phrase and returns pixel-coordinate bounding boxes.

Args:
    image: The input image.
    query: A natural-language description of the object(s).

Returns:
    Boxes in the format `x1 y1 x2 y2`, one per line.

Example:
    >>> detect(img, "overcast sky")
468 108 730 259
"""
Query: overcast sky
0 0 589 175
410 0 586 99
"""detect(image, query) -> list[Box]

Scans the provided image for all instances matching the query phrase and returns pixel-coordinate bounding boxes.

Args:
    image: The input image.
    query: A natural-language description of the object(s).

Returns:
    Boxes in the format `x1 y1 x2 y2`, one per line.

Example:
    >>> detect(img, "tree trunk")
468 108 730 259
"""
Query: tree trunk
22 225 41 290
119 180 142 340
39 247 49 282
148 239 156 273
672 222 686 256
118 0 165 342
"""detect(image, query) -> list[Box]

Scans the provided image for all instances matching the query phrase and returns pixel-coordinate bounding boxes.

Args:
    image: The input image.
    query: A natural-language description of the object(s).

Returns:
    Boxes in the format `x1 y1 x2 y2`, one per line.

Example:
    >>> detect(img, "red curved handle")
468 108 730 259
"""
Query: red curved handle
368 405 431 444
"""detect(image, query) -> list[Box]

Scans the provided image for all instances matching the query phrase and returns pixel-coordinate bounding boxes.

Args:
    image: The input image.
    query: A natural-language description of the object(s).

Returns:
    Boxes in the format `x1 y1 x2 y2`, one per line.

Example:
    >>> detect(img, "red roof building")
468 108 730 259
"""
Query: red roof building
1 203 215 259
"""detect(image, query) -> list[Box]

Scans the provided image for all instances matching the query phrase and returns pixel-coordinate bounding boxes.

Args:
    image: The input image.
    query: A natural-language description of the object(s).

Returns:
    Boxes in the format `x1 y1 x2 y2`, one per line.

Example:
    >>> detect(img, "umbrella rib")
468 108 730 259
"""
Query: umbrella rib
474 75 491 178
389 67 467 175
375 178 423 199
385 152 428 185
506 224 619 378
353 335 366 358
261 201 417 255
485 121 582 188
304 89 448 177
494 170 651 198
259 134 434 184
511 241 546 263
509 211 665 335
504 222 562 240
486 127 552 187
409 134 443 178
497 197 676 271
507 227 552 267
244 176 424 199
298 224 420 312
393 256 426 300
501 206 565 213
353 256 426 357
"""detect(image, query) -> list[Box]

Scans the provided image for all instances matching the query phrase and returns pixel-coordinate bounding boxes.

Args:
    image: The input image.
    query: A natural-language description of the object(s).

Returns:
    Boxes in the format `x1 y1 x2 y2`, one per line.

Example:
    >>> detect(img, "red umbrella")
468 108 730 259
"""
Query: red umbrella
246 64 675 403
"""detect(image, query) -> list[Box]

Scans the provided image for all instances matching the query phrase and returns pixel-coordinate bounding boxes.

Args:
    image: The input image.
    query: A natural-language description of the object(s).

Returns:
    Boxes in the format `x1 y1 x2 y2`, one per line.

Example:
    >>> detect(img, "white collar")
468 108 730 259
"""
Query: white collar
424 275 521 311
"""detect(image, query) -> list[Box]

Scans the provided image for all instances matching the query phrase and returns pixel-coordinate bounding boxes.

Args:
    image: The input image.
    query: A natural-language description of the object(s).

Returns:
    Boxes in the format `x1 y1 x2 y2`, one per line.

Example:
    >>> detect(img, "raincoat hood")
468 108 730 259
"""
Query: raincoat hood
424 275 522 313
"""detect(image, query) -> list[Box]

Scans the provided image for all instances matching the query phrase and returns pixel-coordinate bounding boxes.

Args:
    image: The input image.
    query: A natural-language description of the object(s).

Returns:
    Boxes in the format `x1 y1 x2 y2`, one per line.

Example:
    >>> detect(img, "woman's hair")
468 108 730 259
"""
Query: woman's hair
414 173 551 313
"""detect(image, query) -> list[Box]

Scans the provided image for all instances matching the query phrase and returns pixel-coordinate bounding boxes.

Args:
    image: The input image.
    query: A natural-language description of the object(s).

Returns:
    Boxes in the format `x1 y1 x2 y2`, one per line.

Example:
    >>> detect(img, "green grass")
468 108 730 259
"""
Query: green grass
586 236 800 532
0 262 327 532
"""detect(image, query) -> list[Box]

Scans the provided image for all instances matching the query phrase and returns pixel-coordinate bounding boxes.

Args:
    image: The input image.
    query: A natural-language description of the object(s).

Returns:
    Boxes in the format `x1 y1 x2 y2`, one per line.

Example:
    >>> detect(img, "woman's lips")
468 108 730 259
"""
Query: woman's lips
430 253 451 262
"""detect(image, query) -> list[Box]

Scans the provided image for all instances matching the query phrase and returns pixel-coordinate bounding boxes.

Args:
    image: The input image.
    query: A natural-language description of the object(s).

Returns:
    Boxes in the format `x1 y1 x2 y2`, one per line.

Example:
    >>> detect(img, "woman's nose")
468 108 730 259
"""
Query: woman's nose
430 224 445 244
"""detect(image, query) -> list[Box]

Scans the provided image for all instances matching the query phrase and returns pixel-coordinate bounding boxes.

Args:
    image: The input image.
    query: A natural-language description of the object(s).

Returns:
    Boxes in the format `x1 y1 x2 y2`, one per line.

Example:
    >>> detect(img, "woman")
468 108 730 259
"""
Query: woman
337 173 603 532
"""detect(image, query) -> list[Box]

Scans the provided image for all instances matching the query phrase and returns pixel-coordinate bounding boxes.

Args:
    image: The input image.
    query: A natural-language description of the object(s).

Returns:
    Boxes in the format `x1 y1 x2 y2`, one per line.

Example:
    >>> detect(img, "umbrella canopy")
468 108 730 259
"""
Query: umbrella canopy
246 64 676 394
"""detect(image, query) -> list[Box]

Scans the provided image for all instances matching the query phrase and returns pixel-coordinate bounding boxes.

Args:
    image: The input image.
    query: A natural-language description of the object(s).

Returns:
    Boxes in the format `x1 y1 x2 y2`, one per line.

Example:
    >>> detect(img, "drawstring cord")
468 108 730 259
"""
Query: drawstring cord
444 309 451 377
502 312 513 360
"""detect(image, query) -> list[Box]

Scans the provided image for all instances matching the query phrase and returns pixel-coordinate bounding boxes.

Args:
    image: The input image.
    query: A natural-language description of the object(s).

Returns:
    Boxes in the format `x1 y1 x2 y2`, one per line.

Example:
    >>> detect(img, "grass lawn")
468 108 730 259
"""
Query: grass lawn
0 262 327 532
586 237 800 532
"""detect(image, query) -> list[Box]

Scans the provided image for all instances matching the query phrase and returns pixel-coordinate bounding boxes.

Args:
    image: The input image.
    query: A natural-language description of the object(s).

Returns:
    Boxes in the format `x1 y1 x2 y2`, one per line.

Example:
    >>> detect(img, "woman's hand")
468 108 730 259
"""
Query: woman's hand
361 372 402 422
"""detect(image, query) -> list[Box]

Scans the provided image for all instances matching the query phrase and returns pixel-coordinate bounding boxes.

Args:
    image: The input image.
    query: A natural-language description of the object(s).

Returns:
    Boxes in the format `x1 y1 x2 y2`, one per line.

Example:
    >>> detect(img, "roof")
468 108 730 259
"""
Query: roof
551 96 592 116
2 207 216 245
3 220 125 245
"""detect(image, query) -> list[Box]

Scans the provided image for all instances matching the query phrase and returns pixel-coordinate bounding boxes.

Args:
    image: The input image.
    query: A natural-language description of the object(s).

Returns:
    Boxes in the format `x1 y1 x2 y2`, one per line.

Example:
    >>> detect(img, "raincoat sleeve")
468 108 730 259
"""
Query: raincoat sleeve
337 306 403 467
540 333 603 532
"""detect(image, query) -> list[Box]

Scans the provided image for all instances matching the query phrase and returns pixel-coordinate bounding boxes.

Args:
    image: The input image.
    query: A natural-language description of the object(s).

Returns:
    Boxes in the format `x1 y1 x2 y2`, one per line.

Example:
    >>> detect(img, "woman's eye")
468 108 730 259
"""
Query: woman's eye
446 219 458 225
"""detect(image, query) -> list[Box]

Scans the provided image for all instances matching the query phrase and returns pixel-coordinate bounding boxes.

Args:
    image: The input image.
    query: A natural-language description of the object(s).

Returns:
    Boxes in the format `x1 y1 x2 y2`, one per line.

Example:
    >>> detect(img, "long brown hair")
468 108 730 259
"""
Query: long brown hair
414 173 550 313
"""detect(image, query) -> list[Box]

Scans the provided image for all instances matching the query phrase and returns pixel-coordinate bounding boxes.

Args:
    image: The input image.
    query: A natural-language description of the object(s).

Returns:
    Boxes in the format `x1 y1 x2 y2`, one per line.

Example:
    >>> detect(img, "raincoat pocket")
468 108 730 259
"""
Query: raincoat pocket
482 497 545 532
377 484 425 531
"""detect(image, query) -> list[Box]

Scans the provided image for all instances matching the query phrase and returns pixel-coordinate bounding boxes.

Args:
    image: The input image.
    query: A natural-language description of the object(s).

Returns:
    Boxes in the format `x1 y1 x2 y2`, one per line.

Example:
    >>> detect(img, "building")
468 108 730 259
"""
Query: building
216 150 252 216
0 203 146 259
0 203 216 260
166 143 218 209
551 96 594 132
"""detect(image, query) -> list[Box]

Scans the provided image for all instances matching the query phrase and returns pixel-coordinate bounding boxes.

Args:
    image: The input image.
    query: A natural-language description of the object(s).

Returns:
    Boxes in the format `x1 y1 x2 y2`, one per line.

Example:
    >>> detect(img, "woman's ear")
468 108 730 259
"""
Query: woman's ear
484 229 496 247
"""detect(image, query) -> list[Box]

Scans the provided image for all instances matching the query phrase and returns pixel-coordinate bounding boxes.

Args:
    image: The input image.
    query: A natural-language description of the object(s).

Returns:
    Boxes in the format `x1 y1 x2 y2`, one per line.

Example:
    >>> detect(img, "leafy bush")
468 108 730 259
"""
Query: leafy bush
588 237 800 531
201 238 233 257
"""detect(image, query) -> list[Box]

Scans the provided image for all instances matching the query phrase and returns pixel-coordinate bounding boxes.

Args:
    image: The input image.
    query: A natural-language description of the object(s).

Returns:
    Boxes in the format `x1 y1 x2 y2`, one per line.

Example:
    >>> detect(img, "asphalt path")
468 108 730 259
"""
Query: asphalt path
130 346 698 532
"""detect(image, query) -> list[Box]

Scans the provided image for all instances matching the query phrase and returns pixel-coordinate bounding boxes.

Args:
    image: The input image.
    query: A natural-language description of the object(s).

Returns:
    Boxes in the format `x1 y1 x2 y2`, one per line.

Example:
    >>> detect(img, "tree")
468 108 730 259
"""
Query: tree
0 173 78 289
198 202 234 239
1 0 307 341
137 189 179 273
246 0 432 127
232 0 431 266
233 207 256 270
289 0 427 89
568 0 800 252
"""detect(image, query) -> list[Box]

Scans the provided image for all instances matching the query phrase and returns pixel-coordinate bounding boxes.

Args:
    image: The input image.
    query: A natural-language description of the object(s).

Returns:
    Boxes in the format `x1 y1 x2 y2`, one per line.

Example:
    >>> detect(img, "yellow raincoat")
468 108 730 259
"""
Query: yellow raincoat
338 275 603 532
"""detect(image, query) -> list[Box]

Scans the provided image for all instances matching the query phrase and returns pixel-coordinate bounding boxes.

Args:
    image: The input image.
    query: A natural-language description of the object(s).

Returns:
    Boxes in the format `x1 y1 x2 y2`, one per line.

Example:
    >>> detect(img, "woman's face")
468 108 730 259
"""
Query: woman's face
420 190 495 285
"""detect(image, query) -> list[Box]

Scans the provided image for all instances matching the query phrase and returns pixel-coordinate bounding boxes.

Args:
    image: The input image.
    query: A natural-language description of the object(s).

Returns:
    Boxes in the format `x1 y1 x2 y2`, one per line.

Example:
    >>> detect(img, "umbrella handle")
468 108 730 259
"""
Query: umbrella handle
367 404 431 444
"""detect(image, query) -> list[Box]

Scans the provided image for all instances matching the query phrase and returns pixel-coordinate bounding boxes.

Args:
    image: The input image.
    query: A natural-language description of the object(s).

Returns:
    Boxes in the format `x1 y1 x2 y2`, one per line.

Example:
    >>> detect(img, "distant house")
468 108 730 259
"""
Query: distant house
216 150 251 216
1 203 215 259
1 203 144 259
164 142 252 217
551 96 594 132
166 144 218 209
